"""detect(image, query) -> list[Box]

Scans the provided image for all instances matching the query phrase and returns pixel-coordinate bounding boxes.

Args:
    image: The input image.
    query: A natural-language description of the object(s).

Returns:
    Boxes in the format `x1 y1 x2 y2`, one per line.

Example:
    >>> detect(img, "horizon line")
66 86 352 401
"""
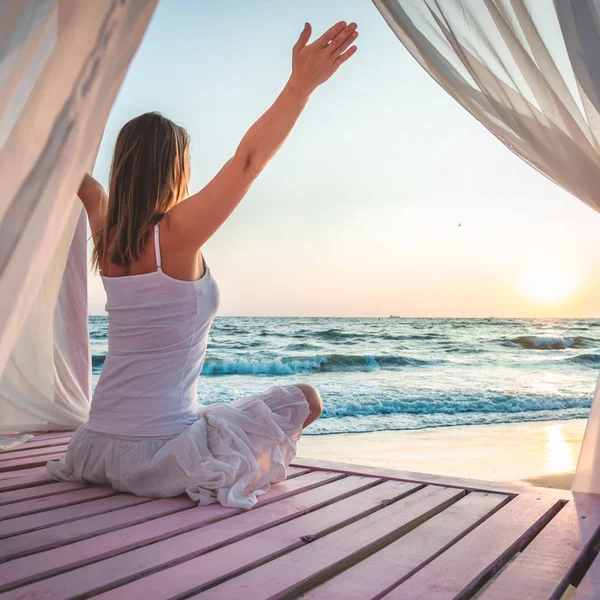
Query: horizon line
87 314 600 320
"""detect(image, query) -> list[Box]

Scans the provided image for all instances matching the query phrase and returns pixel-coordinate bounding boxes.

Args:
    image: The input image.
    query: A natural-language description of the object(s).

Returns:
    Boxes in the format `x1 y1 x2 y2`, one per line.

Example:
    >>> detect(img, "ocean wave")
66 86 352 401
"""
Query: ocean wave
504 335 595 350
381 333 444 341
306 409 589 435
201 353 435 376
285 343 323 351
566 353 600 367
92 354 105 369
211 325 245 335
320 394 591 419
312 329 358 341
209 340 263 350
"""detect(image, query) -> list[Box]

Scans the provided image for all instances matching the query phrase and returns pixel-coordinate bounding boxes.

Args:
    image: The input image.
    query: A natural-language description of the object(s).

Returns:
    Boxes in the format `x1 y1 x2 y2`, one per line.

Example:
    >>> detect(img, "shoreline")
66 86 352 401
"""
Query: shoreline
297 418 587 490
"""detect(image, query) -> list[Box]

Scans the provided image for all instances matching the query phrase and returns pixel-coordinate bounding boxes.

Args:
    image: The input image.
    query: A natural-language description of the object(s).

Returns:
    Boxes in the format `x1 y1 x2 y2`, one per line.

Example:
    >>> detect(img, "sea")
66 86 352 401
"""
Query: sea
89 316 599 436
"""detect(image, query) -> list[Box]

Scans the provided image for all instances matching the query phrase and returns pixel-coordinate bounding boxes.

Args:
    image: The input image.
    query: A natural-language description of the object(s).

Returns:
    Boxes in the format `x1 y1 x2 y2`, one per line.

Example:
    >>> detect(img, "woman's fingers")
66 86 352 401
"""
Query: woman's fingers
293 22 312 53
334 45 357 67
316 21 346 48
331 25 358 57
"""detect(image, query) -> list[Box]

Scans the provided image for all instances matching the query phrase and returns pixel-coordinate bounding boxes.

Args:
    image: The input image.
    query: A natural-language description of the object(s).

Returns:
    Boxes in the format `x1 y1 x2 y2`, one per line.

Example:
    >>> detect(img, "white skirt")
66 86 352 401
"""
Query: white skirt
46 385 310 510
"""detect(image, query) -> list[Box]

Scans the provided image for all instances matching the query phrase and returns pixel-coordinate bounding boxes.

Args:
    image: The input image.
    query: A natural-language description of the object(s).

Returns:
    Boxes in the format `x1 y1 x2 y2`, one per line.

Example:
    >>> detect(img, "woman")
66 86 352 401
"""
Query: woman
47 21 358 509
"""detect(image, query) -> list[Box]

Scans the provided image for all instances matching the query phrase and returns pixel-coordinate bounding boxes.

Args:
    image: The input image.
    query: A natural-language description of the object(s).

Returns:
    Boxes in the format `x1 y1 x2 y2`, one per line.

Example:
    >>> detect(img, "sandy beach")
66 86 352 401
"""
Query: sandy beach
297 418 587 490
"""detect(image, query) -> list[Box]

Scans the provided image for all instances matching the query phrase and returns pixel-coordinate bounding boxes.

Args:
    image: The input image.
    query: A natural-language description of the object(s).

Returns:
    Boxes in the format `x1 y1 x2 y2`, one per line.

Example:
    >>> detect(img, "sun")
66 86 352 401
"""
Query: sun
520 254 578 304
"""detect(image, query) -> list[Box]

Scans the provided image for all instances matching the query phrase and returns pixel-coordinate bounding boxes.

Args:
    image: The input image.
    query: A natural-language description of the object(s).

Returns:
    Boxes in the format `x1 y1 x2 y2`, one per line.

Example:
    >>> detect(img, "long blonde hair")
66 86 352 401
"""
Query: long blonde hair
92 112 190 271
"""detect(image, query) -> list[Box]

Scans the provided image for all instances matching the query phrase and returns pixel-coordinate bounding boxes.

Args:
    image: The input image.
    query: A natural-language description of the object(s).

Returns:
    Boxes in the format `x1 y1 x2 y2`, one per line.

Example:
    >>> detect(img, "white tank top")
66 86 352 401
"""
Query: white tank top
86 222 220 436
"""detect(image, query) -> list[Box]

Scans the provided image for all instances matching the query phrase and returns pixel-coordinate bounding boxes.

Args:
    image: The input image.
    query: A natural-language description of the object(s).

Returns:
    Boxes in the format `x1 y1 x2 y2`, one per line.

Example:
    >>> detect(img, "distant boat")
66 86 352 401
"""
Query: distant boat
389 315 400 318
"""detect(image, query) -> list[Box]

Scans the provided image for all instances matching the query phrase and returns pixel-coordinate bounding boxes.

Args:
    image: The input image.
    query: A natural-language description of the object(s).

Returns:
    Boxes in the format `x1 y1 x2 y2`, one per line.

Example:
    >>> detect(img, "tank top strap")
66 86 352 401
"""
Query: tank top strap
154 223 162 270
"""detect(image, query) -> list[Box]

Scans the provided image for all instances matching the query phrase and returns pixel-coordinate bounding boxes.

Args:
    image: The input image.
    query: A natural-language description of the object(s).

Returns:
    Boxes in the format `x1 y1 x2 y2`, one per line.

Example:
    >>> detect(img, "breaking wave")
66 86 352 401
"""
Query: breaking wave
201 353 436 376
504 335 594 350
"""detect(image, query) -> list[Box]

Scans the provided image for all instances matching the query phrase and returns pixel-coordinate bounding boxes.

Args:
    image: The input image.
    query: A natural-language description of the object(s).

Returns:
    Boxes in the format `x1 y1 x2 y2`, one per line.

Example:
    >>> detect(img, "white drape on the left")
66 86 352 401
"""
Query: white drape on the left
0 0 157 439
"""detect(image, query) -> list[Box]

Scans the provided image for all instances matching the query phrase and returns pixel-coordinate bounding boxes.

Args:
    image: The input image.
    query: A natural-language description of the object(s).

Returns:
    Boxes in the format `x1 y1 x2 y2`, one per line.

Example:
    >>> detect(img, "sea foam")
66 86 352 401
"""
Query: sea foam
505 335 591 350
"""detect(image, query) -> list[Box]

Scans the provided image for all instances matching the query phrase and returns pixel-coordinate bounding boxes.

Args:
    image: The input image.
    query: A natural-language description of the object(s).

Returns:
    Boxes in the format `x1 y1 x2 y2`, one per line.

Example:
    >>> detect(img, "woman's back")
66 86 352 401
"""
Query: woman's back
87 222 220 437
46 23 356 505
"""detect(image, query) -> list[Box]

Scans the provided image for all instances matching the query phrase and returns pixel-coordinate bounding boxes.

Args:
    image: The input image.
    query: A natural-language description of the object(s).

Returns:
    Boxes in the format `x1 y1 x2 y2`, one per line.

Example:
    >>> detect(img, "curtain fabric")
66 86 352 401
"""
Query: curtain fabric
0 0 157 443
372 0 600 492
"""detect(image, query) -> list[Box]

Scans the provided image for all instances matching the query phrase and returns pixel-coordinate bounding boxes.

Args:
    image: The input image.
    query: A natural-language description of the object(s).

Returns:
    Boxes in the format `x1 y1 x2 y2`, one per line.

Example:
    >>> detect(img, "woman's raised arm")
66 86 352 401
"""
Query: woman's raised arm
77 173 107 241
170 20 358 249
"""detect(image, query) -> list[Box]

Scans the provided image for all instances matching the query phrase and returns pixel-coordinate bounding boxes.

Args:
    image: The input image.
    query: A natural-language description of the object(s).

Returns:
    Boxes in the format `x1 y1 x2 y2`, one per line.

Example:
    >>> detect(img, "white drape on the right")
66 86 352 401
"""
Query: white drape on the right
372 0 600 492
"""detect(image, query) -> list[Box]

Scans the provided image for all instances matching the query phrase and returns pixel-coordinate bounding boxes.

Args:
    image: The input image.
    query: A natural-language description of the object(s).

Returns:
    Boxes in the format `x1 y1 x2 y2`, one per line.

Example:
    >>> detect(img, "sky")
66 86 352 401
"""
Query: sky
88 0 600 318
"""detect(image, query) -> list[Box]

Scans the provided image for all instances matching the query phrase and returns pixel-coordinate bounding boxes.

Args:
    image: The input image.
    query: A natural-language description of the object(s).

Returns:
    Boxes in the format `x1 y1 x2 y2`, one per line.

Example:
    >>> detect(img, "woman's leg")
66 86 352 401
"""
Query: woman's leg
294 383 323 428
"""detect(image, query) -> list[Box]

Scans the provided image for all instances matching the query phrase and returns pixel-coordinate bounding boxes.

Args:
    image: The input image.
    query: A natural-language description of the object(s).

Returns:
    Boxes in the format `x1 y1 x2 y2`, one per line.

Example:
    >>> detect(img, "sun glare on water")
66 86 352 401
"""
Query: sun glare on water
520 253 579 304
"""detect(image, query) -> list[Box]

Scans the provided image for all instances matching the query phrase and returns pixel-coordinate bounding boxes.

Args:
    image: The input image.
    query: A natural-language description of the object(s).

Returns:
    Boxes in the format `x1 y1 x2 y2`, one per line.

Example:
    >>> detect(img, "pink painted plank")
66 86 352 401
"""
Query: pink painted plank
381 493 561 600
0 445 69 462
0 481 86 506
30 432 75 441
291 457 571 500
0 467 48 481
0 436 72 453
574 554 600 599
0 474 372 594
0 471 334 540
94 480 424 600
0 453 65 472
0 495 147 539
481 495 600 599
193 485 465 600
0 486 116 521
0 472 52 492
0 497 192 591
286 466 310 478
305 492 509 600
0 497 194 562
0 471 332 561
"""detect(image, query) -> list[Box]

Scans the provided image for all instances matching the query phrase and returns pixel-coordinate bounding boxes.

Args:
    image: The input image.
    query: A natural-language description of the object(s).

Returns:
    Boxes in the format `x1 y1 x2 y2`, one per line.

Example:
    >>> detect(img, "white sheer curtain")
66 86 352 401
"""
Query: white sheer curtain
0 0 156 445
372 0 600 493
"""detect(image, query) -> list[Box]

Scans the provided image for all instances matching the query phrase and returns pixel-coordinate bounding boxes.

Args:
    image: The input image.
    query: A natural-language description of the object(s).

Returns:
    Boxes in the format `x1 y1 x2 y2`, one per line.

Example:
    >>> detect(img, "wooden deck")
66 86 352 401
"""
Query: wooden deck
0 433 599 599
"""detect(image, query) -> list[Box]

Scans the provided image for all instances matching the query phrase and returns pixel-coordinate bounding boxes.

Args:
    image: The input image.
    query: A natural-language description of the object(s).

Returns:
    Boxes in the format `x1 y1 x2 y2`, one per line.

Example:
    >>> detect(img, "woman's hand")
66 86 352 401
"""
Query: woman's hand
169 21 358 249
289 21 358 99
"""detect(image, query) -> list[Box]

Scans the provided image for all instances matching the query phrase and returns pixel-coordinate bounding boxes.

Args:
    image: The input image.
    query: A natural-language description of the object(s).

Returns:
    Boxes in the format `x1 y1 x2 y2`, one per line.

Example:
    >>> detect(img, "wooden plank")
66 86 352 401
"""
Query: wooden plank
0 497 193 562
0 435 72 453
0 481 86 506
573 546 600 599
0 453 65 472
0 496 192 591
0 467 48 481
0 486 116 521
0 471 335 562
380 493 561 599
0 473 53 492
0 445 69 462
5 478 377 598
0 463 303 495
481 495 600 600
30 432 74 441
0 472 342 589
292 456 571 500
1 474 382 598
94 481 428 600
304 491 509 599
286 466 310 478
0 471 335 541
0 431 72 451
192 485 466 600
0 494 149 539
0 474 373 594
